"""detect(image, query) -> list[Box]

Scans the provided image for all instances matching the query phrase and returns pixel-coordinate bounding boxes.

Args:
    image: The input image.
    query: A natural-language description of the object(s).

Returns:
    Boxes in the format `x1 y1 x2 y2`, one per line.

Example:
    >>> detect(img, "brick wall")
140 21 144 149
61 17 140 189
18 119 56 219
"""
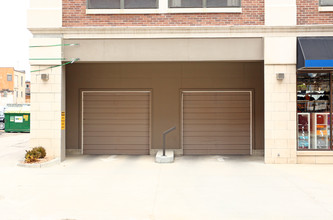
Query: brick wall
63 0 264 27
298 0 333 25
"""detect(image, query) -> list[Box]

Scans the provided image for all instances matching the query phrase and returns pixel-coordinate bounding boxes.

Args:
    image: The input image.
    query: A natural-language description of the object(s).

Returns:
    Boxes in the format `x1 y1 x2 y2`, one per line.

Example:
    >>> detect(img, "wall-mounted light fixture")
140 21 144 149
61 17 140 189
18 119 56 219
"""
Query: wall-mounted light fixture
276 73 285 80
41 73 49 81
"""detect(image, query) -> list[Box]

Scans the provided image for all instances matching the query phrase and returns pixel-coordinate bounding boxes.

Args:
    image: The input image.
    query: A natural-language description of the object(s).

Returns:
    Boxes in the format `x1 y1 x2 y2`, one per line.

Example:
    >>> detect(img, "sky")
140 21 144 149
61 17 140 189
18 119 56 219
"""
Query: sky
0 0 32 80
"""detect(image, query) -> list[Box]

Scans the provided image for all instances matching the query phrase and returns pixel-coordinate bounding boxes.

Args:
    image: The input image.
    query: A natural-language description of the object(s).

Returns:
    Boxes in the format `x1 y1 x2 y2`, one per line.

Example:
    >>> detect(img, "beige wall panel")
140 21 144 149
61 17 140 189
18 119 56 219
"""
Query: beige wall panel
66 62 264 152
64 38 264 62
29 38 63 65
264 37 297 65
265 64 296 164
30 0 62 8
265 0 296 26
27 9 62 28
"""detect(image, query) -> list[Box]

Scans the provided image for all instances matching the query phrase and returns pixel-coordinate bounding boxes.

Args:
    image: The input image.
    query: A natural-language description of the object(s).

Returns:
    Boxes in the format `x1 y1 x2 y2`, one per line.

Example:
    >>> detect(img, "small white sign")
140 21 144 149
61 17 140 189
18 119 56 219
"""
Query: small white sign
15 116 23 123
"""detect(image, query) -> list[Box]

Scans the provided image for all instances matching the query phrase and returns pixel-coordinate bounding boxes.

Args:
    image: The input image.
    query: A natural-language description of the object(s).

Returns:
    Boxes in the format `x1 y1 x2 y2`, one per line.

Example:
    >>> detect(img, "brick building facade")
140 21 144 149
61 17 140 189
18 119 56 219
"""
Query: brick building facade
62 0 264 26
0 67 26 106
28 0 333 163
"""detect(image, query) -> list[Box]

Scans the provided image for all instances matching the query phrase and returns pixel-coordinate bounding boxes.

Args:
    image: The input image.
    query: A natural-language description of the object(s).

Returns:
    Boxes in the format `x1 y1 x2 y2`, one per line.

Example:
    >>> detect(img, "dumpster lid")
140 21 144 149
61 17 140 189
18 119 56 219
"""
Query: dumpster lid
5 104 30 114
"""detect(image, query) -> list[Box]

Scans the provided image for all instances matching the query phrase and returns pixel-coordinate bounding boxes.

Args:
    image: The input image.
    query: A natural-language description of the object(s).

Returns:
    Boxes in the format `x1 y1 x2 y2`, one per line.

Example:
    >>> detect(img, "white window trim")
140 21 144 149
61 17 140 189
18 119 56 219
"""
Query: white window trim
319 6 333 12
86 0 242 14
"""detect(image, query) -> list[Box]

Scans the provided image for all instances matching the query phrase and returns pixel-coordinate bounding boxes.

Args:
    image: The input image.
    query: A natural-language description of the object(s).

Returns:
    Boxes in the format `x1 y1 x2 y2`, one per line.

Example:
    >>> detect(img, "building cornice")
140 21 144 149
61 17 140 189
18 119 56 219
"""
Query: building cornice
29 25 333 39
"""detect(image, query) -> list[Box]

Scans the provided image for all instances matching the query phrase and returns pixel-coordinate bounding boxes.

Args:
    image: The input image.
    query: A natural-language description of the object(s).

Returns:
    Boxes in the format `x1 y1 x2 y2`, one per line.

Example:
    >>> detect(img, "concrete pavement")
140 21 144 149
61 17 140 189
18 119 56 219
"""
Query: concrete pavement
1 133 333 220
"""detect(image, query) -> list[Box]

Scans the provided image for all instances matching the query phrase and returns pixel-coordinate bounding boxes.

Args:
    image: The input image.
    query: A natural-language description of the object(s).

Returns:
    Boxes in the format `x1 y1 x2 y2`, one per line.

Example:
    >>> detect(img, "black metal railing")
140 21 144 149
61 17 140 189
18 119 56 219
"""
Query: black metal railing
162 126 176 156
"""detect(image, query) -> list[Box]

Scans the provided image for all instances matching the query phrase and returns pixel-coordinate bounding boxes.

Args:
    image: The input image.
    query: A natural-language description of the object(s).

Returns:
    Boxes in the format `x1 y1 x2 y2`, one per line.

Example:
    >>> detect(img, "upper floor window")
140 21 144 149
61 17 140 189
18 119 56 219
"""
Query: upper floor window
169 0 240 8
88 0 158 9
14 75 18 88
320 0 333 6
87 0 242 12
7 74 12 81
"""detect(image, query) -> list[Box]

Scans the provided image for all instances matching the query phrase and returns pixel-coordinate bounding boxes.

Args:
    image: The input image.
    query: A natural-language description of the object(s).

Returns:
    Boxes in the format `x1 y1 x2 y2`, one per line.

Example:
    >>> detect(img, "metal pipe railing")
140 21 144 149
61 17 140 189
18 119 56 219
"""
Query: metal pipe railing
163 126 176 156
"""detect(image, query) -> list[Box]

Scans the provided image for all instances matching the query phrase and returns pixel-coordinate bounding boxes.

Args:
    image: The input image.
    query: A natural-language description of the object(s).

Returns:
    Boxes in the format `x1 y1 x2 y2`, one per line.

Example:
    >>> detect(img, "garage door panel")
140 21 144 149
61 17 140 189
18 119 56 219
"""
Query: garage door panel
183 91 251 155
184 144 250 150
83 91 150 155
184 119 250 125
184 137 249 145
184 112 250 120
184 131 250 137
84 108 148 114
84 137 149 145
184 149 250 155
84 100 149 108
85 92 149 96
184 124 250 132
84 119 148 125
84 131 148 137
184 107 250 113
84 95 149 101
183 92 248 97
184 101 250 108
184 95 250 101
84 144 149 150
83 149 149 155
84 113 148 120
84 124 149 132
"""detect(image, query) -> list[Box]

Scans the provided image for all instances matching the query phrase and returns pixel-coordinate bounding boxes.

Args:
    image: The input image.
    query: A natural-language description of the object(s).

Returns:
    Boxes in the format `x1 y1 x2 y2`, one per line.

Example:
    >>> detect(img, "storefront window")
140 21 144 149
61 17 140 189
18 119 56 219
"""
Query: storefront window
297 72 331 150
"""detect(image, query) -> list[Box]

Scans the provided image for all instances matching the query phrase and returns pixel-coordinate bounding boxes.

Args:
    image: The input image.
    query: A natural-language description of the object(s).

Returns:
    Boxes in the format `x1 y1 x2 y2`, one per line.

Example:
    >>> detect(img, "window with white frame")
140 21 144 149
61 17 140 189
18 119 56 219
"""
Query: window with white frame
320 0 333 6
169 0 240 8
88 0 158 9
87 0 240 9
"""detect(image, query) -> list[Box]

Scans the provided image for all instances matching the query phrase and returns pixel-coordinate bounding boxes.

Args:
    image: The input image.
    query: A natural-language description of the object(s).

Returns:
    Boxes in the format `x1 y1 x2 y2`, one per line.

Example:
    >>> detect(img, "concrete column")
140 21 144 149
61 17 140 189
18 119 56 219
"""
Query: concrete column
264 37 297 164
28 0 62 28
265 0 296 26
29 38 65 160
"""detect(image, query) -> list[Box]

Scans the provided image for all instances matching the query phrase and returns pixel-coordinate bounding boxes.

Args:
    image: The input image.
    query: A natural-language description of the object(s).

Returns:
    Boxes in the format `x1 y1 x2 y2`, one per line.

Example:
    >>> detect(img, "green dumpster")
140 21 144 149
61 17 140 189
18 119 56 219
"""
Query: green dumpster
4 105 30 133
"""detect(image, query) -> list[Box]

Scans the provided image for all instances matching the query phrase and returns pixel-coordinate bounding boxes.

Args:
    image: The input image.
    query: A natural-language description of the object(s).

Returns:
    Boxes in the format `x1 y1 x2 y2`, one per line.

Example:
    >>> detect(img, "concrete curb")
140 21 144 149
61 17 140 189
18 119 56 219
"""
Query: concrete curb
155 150 174 163
17 158 60 168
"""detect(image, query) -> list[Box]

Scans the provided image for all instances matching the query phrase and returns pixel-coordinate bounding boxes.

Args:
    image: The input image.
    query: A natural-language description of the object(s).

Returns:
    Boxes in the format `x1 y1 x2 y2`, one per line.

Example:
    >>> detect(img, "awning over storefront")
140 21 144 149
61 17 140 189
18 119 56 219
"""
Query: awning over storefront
297 37 333 69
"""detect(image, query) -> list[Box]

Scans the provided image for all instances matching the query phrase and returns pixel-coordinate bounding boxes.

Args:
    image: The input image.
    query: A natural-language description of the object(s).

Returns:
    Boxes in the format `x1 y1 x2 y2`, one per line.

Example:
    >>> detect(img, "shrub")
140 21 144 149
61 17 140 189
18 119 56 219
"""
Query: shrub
24 146 46 163
34 146 46 158
25 149 41 163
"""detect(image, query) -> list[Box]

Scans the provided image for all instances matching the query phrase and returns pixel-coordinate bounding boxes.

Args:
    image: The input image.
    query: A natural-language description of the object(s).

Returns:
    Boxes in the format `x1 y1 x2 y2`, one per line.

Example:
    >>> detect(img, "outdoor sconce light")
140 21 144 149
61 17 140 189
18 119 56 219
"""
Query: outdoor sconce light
276 73 285 80
41 73 49 81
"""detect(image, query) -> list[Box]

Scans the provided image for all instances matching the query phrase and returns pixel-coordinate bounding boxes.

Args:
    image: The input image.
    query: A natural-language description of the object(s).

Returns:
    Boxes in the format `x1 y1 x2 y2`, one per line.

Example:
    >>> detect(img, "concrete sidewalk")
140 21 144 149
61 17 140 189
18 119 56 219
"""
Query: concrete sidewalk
1 134 333 219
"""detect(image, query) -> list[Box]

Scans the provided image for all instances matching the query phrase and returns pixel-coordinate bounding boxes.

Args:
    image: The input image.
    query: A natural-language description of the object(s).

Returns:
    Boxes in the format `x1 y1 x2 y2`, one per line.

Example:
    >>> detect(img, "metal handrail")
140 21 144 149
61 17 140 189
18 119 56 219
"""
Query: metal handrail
163 126 176 156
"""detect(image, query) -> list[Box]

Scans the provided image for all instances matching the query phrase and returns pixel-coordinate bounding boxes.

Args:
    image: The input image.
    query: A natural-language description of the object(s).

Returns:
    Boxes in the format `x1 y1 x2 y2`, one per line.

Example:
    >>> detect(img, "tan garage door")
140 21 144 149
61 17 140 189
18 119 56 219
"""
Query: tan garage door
183 91 251 155
82 91 150 155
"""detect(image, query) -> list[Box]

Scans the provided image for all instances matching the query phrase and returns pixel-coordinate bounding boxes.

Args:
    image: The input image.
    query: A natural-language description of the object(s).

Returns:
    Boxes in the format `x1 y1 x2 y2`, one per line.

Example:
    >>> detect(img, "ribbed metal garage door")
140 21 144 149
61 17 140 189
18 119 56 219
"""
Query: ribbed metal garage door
183 91 251 155
82 91 150 155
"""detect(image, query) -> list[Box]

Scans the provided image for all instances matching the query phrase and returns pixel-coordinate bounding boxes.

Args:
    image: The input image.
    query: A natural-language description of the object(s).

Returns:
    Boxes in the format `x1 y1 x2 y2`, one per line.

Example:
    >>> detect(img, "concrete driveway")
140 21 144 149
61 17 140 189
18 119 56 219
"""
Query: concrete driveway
1 133 333 220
